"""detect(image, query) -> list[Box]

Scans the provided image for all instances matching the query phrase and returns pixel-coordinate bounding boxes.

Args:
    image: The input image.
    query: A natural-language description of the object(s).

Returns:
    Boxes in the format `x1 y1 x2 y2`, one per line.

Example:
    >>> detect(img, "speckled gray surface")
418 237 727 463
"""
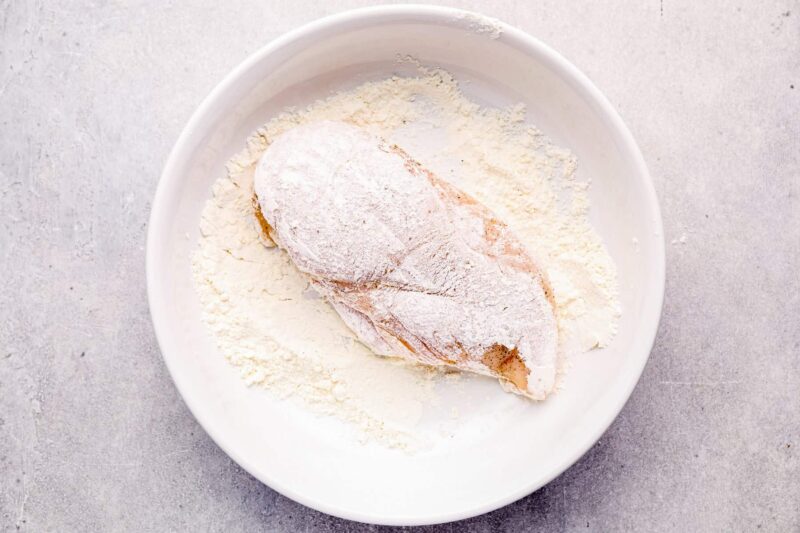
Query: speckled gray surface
1 1 798 531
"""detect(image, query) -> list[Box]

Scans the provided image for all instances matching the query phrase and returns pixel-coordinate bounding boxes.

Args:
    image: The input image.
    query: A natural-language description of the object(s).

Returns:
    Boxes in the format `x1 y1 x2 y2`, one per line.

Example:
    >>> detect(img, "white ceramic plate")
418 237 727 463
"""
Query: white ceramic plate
147 6 664 526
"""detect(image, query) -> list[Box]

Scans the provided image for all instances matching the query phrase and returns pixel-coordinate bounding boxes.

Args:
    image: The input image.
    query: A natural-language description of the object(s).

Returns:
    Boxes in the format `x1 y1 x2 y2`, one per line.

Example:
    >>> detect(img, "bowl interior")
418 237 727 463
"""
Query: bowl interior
148 7 663 526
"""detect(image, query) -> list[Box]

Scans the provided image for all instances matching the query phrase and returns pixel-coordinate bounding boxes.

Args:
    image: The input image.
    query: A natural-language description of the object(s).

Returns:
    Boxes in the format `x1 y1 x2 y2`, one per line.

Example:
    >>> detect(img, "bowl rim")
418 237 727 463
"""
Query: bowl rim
147 4 665 526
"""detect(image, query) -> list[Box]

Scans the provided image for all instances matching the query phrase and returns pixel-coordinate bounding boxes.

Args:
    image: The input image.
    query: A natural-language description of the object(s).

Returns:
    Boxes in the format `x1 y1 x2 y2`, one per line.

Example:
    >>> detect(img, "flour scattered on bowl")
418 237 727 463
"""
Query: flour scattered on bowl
455 12 504 39
192 65 620 448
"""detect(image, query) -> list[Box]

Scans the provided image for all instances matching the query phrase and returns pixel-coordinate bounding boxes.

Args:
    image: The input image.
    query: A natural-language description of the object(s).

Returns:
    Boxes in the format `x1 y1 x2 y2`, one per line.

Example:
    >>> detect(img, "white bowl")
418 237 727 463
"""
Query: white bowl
147 5 664 526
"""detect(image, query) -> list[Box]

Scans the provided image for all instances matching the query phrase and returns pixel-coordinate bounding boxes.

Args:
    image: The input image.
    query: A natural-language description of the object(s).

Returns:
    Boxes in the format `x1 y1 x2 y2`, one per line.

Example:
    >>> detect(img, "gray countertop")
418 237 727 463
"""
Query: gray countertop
1 1 798 531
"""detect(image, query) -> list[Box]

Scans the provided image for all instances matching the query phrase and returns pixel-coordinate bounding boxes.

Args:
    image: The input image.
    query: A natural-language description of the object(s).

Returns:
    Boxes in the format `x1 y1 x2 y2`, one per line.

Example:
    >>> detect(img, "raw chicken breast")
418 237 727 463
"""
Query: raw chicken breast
253 121 560 399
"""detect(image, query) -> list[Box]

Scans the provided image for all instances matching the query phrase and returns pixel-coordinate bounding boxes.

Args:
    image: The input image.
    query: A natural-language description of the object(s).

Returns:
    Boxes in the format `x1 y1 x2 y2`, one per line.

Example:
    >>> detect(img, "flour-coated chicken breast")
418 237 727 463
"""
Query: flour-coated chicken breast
254 121 559 399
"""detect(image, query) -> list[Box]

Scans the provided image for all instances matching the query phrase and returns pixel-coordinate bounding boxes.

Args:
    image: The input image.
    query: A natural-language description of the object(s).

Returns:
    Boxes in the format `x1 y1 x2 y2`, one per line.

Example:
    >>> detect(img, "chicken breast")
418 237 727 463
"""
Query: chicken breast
253 121 559 399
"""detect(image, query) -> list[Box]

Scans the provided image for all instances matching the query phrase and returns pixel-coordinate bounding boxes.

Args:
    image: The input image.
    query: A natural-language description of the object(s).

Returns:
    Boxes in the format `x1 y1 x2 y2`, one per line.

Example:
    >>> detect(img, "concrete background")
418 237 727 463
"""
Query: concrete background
1 1 798 531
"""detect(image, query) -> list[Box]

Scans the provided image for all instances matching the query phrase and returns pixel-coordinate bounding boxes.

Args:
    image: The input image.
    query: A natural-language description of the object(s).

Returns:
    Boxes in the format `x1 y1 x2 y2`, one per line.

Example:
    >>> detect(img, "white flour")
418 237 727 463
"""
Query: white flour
191 66 620 449
456 12 504 39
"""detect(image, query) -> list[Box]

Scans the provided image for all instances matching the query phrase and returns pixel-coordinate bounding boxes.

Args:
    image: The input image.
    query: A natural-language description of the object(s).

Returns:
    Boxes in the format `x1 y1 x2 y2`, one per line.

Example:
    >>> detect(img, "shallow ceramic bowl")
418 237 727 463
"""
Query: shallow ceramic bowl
147 5 664 526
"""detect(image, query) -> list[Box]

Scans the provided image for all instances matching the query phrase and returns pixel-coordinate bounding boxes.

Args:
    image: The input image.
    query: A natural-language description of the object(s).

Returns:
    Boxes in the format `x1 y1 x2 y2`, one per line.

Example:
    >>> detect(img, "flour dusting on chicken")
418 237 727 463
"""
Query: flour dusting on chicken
254 121 560 399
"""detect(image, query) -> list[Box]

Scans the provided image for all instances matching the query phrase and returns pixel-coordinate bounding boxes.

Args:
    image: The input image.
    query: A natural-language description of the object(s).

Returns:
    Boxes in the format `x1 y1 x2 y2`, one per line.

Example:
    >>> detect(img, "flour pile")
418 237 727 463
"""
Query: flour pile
191 66 620 448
